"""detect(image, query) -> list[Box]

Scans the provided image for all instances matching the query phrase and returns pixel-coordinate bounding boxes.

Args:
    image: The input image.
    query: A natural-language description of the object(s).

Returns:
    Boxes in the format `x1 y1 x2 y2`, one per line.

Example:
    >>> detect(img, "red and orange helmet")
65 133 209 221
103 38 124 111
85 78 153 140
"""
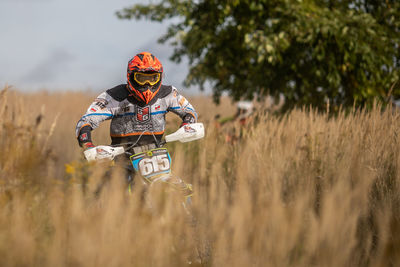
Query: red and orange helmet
127 52 163 104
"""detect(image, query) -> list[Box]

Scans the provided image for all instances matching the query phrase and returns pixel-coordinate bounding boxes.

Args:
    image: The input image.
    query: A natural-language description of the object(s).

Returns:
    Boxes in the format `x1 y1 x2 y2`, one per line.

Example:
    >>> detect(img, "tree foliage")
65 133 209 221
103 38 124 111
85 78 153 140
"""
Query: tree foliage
117 0 400 109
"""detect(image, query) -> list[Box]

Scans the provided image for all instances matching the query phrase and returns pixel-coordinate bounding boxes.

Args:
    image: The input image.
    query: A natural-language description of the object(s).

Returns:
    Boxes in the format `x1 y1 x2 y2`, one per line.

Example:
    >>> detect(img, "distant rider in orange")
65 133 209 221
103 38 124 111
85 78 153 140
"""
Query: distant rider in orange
215 101 254 144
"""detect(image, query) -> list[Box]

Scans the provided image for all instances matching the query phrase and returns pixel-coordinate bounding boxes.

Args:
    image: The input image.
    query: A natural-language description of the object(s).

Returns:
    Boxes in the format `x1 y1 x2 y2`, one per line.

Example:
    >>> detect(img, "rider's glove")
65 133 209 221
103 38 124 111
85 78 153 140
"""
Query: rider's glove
180 114 196 127
82 142 95 149
77 125 93 148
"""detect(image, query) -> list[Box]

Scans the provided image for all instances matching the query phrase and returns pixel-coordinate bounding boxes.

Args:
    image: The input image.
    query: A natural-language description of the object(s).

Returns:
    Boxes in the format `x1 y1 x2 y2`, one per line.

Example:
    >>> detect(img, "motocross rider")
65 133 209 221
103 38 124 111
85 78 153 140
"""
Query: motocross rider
75 52 196 197
214 100 254 144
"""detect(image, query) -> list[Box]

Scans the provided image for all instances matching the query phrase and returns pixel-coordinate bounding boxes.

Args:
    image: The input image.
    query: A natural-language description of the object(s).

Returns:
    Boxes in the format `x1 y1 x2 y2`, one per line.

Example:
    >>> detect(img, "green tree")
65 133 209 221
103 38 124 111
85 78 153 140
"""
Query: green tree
117 0 400 110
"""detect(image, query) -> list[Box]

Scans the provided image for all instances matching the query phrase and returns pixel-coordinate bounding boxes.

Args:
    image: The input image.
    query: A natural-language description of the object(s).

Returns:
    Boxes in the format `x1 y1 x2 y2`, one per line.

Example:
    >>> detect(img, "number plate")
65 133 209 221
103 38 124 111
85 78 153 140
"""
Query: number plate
130 148 171 181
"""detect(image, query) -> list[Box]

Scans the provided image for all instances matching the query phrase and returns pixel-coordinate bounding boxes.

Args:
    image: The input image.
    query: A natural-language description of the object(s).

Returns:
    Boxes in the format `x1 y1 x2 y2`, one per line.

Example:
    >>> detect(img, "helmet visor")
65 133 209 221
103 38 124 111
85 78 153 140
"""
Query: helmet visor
133 72 161 86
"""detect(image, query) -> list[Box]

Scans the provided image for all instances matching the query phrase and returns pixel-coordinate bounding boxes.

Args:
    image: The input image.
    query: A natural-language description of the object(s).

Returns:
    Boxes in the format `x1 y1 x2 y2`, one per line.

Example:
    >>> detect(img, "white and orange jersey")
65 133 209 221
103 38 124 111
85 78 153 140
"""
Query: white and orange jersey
75 84 197 146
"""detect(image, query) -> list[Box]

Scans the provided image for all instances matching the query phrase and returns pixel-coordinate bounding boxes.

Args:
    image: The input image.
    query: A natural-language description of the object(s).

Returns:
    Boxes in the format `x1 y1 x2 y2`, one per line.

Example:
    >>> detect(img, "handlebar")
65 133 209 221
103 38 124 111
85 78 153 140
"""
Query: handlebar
84 123 205 162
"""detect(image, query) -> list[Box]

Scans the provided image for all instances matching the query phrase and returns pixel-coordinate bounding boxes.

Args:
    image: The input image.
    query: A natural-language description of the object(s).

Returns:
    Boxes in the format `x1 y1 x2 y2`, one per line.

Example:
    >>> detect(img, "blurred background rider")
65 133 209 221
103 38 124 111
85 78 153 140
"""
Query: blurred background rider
214 100 254 144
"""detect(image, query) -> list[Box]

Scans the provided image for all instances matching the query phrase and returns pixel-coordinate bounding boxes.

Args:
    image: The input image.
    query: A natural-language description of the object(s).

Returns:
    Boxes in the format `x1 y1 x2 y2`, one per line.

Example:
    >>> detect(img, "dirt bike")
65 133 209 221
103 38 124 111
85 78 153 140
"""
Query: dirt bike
82 123 205 209
83 123 209 263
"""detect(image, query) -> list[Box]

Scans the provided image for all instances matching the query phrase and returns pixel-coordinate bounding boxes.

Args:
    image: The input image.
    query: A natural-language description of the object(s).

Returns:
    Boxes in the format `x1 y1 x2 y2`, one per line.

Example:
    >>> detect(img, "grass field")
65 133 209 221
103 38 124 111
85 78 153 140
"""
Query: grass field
0 85 399 266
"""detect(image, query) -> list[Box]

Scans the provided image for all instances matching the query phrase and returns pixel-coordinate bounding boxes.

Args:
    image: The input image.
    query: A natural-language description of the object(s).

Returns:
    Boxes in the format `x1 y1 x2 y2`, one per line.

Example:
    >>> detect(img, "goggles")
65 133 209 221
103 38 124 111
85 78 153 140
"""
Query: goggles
133 72 161 86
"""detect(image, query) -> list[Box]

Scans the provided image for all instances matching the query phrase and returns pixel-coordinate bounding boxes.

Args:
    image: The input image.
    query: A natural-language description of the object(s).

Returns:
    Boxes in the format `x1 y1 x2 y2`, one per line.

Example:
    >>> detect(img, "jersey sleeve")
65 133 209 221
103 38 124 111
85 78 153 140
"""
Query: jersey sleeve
166 87 198 123
75 92 116 137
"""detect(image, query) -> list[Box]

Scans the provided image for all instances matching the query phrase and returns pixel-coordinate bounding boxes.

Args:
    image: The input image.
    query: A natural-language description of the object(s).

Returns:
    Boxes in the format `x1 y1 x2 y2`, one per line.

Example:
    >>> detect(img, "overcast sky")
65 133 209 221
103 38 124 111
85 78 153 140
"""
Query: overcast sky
0 0 205 94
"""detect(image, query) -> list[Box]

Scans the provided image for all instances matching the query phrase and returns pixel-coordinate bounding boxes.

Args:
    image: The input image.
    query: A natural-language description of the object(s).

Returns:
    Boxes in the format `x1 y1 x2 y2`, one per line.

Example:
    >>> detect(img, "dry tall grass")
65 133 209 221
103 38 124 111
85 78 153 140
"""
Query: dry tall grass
0 86 399 266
